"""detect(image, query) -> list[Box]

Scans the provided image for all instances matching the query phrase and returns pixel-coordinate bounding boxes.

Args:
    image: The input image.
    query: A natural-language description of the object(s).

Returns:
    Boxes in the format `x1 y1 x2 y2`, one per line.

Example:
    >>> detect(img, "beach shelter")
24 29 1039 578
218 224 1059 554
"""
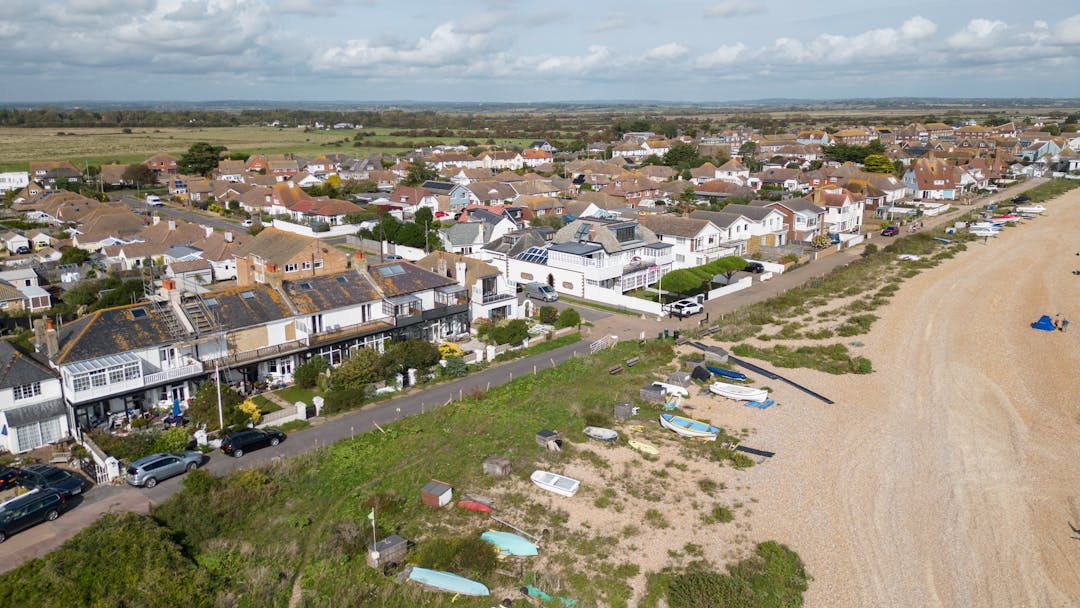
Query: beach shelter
1031 315 1055 331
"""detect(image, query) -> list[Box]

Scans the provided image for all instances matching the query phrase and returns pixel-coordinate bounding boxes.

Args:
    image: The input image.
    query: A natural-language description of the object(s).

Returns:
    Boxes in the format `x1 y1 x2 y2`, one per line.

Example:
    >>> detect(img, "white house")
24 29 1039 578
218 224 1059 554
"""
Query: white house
0 171 30 193
0 340 69 454
635 215 733 269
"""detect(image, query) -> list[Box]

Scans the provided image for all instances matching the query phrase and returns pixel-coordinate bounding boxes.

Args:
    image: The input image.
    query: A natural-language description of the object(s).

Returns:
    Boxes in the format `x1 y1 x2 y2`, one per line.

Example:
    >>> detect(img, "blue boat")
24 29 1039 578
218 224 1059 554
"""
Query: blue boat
660 413 720 440
407 567 490 596
481 530 539 556
745 399 776 410
706 365 747 381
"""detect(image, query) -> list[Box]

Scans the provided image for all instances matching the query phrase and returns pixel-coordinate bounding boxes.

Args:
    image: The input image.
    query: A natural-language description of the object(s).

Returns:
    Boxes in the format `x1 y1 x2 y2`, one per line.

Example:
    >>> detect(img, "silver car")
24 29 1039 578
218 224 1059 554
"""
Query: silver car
125 452 202 488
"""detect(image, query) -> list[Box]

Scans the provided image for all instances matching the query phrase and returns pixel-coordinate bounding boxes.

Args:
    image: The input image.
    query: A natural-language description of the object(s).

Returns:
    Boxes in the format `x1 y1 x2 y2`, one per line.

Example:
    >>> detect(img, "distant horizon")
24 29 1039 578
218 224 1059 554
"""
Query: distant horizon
2 1 1079 102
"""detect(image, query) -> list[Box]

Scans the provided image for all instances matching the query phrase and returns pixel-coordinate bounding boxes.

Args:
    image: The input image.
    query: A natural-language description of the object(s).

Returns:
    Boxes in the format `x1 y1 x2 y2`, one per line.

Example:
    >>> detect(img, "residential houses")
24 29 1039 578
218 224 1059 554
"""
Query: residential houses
233 227 350 287
145 153 179 177
635 215 733 269
753 198 826 243
415 252 517 321
0 340 69 454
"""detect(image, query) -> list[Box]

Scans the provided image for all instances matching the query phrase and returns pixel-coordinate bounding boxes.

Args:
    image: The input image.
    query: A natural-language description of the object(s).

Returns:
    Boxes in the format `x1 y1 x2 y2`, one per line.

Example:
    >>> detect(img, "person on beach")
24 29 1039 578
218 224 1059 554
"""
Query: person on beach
1062 319 1070 333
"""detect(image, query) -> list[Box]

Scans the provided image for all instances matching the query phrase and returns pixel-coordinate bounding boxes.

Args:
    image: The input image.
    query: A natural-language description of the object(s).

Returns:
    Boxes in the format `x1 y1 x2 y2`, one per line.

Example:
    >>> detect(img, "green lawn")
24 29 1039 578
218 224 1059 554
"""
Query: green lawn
273 386 322 406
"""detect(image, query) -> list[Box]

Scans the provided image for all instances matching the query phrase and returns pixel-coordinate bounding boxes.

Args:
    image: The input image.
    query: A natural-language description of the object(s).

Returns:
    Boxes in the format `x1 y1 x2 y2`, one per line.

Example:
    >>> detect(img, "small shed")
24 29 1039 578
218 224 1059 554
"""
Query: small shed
639 384 665 404
703 348 728 364
613 401 638 421
536 430 563 451
367 534 409 568
483 456 512 477
666 371 692 388
420 480 453 509
690 365 711 382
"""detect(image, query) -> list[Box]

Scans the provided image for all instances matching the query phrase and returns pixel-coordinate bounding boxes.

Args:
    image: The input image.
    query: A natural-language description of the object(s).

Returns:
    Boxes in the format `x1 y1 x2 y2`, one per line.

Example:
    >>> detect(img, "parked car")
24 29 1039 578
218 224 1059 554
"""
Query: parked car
241 219 254 227
0 489 67 543
221 429 286 458
744 261 765 273
15 246 31 255
881 226 900 237
669 298 703 318
523 282 558 301
16 464 83 498
0 466 17 491
145 194 163 206
125 451 203 488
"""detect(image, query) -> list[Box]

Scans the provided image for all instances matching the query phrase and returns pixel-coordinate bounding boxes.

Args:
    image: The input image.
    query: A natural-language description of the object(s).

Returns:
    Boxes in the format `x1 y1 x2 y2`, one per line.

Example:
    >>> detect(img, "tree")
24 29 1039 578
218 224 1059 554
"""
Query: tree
59 247 90 265
332 348 385 391
382 339 440 377
187 381 246 431
414 206 433 228
709 256 748 284
121 163 156 188
556 307 580 329
658 269 702 294
862 154 895 174
538 305 558 324
531 213 565 229
401 160 437 186
177 142 226 176
293 355 327 388
738 141 758 158
395 222 426 248
489 320 530 345
663 143 701 168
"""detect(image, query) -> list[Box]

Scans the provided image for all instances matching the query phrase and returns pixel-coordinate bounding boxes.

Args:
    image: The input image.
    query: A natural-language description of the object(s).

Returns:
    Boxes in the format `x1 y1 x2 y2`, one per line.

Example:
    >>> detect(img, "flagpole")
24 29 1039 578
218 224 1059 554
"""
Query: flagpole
370 506 377 546
215 360 224 430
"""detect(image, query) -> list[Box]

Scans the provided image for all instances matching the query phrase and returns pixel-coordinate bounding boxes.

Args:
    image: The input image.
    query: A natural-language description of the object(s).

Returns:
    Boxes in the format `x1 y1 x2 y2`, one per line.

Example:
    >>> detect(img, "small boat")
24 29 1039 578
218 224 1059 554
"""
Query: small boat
708 381 769 402
1015 204 1045 214
406 566 490 596
531 470 580 497
583 426 618 442
481 530 539 556
458 500 492 513
659 413 720 441
705 365 748 381
990 214 1020 222
651 382 689 398
628 439 658 455
970 228 998 238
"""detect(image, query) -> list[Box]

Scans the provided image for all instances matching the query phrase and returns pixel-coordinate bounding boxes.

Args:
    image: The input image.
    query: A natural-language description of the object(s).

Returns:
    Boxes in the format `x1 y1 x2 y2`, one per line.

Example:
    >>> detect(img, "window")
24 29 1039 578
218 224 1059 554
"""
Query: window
124 362 141 380
12 382 41 400
109 368 125 384
314 259 323 269
90 370 106 387
284 263 298 272
561 281 573 289
73 375 90 392
519 272 533 281
302 261 311 270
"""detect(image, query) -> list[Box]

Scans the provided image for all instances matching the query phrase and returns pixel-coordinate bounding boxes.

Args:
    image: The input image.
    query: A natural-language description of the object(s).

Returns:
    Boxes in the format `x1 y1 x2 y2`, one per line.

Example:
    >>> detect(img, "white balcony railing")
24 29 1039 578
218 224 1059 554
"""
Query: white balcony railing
144 362 204 386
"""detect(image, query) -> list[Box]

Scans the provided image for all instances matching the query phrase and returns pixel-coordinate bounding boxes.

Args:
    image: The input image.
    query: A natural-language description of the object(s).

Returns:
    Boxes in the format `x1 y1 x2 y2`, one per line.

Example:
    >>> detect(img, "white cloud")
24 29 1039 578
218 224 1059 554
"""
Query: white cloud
318 22 492 69
768 16 937 65
696 43 746 67
1054 14 1080 44
594 16 626 32
645 42 689 61
947 19 1008 50
535 45 612 74
704 1 764 19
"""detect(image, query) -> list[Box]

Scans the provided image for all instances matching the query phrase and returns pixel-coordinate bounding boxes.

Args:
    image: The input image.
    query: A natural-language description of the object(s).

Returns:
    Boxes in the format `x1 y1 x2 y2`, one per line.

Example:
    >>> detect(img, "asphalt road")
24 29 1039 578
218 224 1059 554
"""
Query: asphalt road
114 195 246 232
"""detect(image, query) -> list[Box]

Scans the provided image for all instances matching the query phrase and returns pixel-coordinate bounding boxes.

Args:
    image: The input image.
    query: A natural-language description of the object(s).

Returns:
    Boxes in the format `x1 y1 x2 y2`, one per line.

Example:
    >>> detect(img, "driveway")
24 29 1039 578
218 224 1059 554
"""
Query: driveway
517 294 612 325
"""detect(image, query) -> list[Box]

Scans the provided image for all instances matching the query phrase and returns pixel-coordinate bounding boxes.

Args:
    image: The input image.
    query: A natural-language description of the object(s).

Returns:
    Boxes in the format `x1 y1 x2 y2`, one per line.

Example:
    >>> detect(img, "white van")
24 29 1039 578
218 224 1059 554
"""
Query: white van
523 282 558 302
145 195 163 206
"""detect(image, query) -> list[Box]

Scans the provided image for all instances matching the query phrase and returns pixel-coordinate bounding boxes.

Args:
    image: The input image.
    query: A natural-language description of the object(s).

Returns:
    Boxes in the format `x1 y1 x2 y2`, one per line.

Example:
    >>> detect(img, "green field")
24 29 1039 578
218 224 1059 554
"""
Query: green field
0 127 537 171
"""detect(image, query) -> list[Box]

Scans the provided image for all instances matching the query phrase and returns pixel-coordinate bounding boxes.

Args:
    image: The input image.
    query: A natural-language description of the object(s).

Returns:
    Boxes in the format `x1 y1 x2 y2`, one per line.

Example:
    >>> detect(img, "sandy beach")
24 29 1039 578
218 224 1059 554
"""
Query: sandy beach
738 189 1080 607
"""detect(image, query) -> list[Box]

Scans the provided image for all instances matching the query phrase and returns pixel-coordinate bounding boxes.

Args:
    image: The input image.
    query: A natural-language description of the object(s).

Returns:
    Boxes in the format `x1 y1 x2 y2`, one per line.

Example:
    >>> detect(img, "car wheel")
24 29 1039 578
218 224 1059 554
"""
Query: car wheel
0 531 6 543
145 477 157 489
45 509 59 522
233 449 244 458
186 462 198 472
270 438 280 447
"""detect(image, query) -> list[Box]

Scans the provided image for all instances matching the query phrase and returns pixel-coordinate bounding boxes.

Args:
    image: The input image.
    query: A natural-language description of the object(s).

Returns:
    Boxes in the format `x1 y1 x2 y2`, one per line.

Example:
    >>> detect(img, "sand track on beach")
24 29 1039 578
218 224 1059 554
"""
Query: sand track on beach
743 190 1080 607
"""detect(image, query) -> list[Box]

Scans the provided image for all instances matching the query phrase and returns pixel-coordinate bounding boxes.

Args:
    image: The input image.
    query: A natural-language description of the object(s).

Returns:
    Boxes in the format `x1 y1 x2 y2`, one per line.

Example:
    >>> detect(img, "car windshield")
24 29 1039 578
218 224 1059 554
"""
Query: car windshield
42 470 69 484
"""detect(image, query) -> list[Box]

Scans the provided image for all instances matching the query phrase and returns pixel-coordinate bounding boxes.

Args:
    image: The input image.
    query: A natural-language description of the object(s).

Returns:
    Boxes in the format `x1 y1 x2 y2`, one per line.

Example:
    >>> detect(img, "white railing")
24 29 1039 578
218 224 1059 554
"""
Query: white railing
143 362 204 386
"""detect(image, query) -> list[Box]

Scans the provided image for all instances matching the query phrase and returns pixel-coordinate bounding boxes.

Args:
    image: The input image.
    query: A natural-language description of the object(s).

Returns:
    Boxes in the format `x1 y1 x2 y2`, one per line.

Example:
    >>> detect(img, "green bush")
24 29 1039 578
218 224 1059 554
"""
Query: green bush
331 347 385 391
322 387 371 415
152 427 193 453
294 355 328 388
556 307 581 328
666 541 808 608
490 319 530 345
412 535 497 579
440 355 468 378
538 305 559 324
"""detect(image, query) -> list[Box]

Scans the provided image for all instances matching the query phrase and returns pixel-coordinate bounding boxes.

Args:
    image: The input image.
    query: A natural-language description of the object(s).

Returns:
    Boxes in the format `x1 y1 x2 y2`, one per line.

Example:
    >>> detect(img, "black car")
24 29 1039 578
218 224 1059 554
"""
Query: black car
16 464 84 498
744 261 765 273
0 466 17 491
0 489 66 543
221 429 286 458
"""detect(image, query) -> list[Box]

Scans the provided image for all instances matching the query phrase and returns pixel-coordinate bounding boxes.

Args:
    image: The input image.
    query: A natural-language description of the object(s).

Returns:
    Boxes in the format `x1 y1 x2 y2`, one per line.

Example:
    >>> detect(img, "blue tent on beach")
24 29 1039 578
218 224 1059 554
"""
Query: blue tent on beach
1031 315 1055 331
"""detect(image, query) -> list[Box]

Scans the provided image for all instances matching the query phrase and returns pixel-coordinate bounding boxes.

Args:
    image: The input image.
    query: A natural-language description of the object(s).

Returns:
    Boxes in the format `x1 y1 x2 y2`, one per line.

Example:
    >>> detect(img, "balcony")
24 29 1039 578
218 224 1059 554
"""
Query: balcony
206 338 310 367
309 320 394 346
144 362 204 386
480 291 515 305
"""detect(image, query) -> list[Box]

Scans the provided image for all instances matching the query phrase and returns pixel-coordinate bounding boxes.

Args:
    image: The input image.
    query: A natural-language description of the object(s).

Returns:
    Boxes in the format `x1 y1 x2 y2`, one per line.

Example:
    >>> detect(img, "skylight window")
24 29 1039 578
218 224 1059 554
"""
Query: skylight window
203 298 218 307
574 223 590 240
129 308 147 319
240 291 255 300
377 264 405 277
335 276 347 284
298 282 312 291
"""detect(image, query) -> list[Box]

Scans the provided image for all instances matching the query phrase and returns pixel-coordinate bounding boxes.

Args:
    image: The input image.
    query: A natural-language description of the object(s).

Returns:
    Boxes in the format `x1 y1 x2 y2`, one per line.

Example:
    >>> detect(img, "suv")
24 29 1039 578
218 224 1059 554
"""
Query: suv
669 298 704 318
744 261 765 273
0 489 66 543
221 429 286 458
126 451 203 488
16 464 84 498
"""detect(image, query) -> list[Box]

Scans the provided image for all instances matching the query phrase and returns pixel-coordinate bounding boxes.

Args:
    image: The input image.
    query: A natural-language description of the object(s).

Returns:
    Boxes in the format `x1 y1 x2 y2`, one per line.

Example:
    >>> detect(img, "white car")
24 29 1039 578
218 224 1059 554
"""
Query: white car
241 219 254 227
652 382 689 398
669 298 703 318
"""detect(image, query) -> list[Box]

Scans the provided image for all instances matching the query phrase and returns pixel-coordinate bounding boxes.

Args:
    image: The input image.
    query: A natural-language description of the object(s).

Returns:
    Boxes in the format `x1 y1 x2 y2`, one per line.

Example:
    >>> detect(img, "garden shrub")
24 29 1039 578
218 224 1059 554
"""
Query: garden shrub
293 355 328 388
538 305 559 324
556 307 581 329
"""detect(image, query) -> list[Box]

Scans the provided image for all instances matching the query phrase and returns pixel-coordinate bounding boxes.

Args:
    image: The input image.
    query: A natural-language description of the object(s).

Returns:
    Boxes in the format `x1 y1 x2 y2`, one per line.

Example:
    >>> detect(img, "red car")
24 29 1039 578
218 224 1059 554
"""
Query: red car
881 226 900 236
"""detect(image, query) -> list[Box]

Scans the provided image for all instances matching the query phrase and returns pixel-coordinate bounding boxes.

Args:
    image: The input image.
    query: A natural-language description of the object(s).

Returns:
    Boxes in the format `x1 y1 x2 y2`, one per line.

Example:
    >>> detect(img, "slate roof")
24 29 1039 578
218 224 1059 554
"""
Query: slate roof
481 229 548 257
201 284 294 330
282 270 381 315
415 252 498 289
0 341 57 389
443 222 490 247
754 198 825 215
717 203 779 222
422 181 457 195
55 303 183 364
689 210 747 229
634 215 713 238
365 262 456 298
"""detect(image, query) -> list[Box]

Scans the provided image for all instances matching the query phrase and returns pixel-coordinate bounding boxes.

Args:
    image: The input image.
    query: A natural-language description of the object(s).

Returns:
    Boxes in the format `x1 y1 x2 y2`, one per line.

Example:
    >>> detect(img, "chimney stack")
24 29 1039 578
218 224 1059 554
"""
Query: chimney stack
353 250 368 272
152 215 161 226
455 260 467 288
33 318 45 351
437 252 447 277
44 318 58 359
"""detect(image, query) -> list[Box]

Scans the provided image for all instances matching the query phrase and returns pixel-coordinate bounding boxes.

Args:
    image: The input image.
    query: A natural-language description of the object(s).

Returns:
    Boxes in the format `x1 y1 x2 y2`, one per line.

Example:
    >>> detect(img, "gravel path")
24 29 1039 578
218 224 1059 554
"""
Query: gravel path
742 188 1080 607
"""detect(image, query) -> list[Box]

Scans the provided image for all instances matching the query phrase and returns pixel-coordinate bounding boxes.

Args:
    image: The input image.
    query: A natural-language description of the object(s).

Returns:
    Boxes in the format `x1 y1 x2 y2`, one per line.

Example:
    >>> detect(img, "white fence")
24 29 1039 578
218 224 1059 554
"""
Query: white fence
582 284 664 315
744 259 786 274
349 237 426 261
707 275 752 300
271 219 359 239
257 402 308 429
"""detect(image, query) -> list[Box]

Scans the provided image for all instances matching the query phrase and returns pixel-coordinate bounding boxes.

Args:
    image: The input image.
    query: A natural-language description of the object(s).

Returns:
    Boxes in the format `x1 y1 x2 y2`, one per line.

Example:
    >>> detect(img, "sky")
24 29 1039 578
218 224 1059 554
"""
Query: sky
2 0 1080 103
